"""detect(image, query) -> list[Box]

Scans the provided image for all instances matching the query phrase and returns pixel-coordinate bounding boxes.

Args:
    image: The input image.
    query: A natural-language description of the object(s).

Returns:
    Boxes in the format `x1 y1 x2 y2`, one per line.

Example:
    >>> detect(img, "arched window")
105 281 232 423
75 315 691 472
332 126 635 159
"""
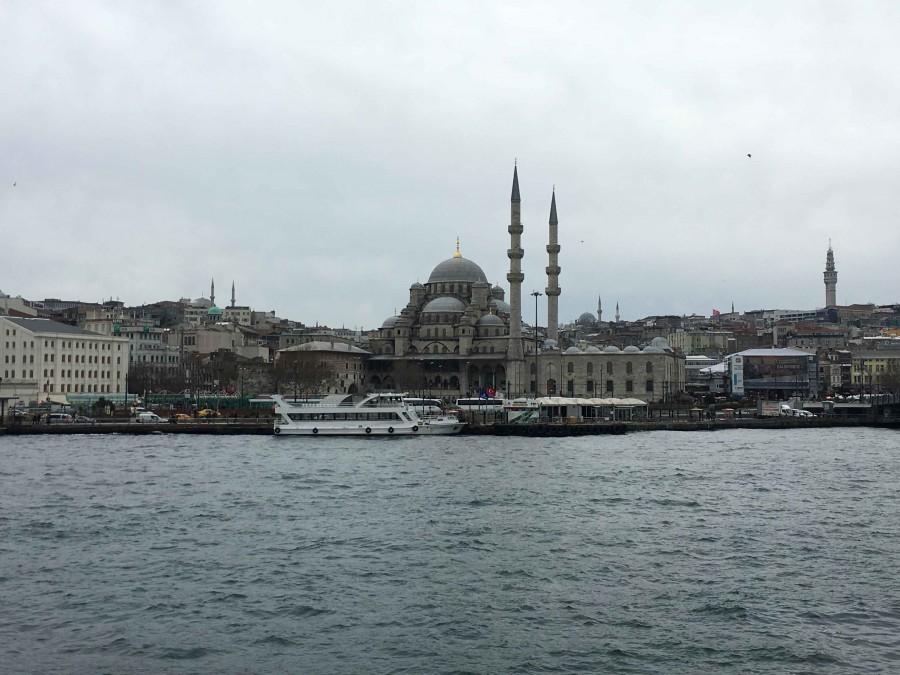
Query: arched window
626 361 633 375
530 362 536 374
606 361 613 375
567 361 574 374
587 362 594 375
646 361 653 374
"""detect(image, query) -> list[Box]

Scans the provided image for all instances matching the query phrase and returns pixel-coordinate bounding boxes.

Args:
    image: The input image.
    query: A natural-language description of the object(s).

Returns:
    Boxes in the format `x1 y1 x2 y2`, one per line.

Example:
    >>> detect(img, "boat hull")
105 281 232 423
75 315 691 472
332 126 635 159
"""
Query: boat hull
274 423 419 436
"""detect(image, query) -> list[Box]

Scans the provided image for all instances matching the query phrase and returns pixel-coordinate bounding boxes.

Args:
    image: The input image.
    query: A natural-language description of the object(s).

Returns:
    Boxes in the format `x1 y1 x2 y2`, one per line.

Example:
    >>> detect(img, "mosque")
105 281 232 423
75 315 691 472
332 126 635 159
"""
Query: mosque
368 166 536 396
367 165 685 401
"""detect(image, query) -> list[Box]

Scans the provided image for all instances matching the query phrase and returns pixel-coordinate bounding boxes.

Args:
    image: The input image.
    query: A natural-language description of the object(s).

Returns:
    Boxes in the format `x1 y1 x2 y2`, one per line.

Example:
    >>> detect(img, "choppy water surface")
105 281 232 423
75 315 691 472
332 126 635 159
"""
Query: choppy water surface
2 429 900 674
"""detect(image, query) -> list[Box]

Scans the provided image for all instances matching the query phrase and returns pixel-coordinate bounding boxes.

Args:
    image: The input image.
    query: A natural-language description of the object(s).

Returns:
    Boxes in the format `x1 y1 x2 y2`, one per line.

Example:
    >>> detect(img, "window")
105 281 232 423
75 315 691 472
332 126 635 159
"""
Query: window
586 379 594 392
606 380 614 393
646 379 654 393
567 361 574 374
587 362 593 375
626 380 633 393
646 362 653 374
626 361 633 375
567 380 574 394
606 362 613 375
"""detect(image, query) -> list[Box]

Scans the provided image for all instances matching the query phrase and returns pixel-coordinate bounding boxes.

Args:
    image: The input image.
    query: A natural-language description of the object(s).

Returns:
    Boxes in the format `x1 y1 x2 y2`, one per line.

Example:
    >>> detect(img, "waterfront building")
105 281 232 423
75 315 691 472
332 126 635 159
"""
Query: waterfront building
726 348 819 399
531 337 685 402
850 351 900 393
276 341 370 396
0 316 129 402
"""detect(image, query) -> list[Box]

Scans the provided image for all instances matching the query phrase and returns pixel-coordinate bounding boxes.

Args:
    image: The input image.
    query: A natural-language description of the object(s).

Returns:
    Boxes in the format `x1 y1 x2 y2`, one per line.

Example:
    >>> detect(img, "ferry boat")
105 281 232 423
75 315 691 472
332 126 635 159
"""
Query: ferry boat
271 393 464 436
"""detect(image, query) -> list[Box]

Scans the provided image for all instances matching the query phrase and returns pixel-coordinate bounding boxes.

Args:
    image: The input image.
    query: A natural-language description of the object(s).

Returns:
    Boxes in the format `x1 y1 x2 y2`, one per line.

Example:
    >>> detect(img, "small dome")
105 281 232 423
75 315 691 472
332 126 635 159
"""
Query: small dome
650 336 672 351
624 345 641 353
207 305 223 315
491 284 504 297
543 338 559 350
477 314 504 326
585 345 601 353
603 345 621 353
564 346 582 354
490 298 511 314
643 346 664 353
381 315 400 328
410 282 424 290
577 312 596 325
427 256 488 284
422 296 466 313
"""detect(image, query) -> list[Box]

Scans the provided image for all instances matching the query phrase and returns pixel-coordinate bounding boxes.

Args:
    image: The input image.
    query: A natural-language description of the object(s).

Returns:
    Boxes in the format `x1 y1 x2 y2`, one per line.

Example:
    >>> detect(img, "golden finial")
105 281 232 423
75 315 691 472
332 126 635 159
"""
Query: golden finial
453 236 462 258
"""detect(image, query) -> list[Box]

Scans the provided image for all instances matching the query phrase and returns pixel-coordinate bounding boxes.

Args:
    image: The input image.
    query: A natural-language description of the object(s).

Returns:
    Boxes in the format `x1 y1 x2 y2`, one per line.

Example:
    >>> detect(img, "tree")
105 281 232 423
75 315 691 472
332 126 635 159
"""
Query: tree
276 353 338 399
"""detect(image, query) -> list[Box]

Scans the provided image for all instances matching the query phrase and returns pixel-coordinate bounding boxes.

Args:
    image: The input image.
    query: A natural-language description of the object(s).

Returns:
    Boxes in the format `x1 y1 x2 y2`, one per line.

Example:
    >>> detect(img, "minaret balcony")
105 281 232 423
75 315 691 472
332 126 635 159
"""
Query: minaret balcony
546 244 560 254
545 288 561 297
507 272 524 283
545 265 561 276
508 224 523 235
507 248 524 259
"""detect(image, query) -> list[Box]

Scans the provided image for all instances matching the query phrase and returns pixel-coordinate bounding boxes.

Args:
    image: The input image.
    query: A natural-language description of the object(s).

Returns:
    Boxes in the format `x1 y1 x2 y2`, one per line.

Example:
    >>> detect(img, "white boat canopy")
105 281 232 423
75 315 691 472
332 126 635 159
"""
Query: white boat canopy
535 397 648 407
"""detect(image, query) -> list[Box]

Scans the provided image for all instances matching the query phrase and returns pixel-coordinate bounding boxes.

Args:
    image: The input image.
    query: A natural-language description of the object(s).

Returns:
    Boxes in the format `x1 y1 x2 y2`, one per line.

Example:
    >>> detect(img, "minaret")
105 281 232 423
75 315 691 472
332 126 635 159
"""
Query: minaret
210 278 215 306
506 164 525 391
615 302 620 323
545 189 561 342
597 296 602 323
230 281 236 308
824 240 838 307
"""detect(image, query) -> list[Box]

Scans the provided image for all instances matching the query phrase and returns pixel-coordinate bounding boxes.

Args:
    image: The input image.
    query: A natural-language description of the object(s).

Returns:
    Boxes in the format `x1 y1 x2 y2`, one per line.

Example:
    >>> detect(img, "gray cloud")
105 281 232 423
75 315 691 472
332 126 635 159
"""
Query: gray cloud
2 2 899 327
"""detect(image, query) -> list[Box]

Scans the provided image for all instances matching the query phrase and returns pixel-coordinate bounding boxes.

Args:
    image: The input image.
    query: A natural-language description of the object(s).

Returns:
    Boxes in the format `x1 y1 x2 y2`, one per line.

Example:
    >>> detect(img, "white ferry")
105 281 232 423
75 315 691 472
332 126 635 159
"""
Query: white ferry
271 393 464 436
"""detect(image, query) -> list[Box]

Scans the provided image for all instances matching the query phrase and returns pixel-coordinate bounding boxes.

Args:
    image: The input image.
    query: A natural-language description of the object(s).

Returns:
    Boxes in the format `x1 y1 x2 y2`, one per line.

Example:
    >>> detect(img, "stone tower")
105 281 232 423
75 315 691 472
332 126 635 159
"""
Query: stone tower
615 301 620 323
824 240 838 307
231 281 236 308
545 189 561 342
597 296 602 323
210 278 215 306
506 165 525 393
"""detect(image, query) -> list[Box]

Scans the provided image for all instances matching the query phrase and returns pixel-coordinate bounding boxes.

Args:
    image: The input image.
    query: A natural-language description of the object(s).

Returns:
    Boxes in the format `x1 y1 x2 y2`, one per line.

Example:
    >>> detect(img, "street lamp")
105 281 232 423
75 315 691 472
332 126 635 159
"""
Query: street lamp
531 291 542 396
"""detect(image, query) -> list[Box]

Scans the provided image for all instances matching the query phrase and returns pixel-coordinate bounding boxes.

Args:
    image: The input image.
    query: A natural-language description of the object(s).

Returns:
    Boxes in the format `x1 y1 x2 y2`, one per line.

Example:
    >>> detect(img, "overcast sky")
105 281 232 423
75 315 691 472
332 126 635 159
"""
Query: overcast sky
3 2 900 328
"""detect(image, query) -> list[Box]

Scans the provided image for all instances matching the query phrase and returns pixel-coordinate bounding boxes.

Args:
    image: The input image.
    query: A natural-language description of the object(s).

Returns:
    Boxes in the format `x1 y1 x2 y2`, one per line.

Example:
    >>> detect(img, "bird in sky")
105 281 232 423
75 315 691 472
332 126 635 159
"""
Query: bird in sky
12 182 15 186
746 154 752 158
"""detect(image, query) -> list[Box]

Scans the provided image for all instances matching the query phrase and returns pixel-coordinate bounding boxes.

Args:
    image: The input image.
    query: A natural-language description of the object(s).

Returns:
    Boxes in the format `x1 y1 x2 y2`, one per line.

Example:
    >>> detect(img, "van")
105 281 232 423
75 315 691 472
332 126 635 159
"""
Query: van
135 412 163 424
47 413 73 423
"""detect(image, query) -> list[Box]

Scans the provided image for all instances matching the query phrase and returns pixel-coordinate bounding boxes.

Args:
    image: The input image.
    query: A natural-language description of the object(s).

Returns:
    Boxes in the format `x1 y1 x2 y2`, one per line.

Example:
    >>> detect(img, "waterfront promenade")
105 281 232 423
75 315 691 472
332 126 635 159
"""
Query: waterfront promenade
3 416 900 436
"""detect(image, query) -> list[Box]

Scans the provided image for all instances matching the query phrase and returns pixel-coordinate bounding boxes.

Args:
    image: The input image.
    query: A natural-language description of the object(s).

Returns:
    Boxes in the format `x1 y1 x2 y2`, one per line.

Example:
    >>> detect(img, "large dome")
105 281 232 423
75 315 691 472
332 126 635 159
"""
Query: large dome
427 256 488 284
422 296 466 313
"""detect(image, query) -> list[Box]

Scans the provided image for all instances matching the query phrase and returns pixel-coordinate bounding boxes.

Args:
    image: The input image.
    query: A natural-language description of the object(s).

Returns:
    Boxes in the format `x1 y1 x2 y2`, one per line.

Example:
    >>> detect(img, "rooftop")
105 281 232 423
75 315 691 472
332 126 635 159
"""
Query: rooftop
2 317 104 337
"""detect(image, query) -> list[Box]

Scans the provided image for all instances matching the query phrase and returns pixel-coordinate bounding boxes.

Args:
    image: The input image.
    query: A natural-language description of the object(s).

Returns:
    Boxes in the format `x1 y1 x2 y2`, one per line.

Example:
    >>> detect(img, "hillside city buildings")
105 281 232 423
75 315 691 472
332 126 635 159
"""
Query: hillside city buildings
3 171 900 408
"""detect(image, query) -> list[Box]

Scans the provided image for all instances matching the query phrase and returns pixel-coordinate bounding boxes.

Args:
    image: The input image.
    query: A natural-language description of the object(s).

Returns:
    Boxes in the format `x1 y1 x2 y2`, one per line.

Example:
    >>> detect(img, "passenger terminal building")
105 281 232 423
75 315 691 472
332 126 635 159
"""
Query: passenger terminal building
367 167 685 402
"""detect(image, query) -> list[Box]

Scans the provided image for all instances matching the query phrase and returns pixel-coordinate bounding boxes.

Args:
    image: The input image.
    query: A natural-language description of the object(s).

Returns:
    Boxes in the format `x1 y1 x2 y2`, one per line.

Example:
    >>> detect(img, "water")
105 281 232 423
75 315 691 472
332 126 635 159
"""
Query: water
2 428 900 674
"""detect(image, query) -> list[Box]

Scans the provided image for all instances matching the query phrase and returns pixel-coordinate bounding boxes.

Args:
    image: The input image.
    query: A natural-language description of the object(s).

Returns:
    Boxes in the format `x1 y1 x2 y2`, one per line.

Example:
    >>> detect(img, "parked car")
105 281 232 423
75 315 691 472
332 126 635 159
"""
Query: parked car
135 412 163 424
170 413 192 423
197 409 221 418
73 415 95 423
47 413 74 423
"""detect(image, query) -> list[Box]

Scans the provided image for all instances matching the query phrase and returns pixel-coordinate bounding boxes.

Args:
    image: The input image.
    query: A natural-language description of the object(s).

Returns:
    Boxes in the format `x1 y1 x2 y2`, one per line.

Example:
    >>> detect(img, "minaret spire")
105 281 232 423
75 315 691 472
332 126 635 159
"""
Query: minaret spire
506 163 525 395
453 236 462 258
597 296 602 323
545 188 561 342
615 301 620 323
231 280 236 308
210 277 215 306
824 240 838 307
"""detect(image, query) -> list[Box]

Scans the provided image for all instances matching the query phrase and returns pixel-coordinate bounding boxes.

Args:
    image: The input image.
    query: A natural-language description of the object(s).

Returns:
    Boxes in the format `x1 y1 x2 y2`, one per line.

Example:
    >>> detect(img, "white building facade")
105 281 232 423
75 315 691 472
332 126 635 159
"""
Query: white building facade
1 316 130 401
